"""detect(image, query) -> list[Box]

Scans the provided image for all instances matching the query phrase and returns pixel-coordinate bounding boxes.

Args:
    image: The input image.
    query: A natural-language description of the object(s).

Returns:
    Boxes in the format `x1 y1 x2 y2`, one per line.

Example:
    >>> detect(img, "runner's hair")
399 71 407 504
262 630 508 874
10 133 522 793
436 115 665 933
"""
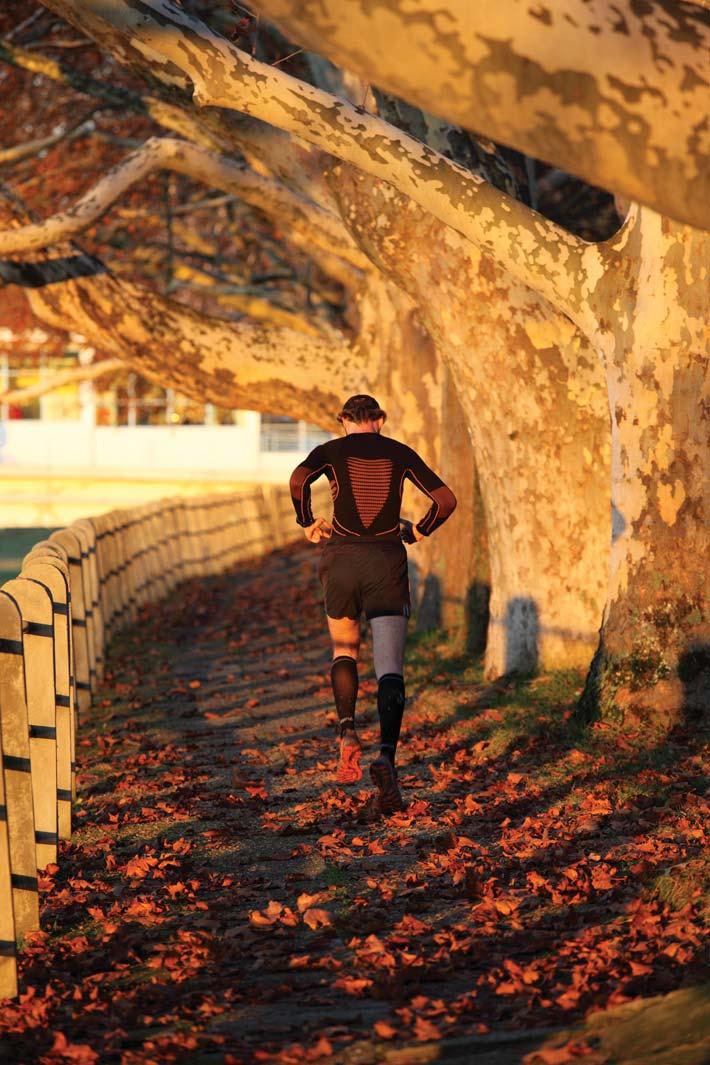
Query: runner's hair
337 394 387 425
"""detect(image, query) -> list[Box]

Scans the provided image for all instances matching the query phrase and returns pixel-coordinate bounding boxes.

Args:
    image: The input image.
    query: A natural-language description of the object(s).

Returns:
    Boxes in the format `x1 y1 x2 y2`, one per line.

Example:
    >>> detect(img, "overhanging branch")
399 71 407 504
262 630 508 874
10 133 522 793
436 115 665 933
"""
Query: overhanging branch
0 357 124 404
0 136 367 287
37 0 591 323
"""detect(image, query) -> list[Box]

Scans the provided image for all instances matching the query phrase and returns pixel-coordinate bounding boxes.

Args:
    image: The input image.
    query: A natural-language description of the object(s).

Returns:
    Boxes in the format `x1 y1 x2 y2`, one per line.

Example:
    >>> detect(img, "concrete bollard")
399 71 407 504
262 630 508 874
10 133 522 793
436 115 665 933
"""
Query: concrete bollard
0 728 18 1000
0 592 40 935
21 559 74 841
1 580 58 869
50 530 92 714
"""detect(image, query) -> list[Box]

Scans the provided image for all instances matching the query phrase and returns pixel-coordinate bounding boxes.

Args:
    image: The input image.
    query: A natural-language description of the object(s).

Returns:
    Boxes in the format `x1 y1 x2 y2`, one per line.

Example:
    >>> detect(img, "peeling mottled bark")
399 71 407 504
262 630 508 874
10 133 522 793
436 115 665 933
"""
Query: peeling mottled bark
18 267 361 426
251 0 710 229
19 0 708 719
353 276 483 635
334 171 610 677
0 136 367 287
38 0 589 322
580 208 709 723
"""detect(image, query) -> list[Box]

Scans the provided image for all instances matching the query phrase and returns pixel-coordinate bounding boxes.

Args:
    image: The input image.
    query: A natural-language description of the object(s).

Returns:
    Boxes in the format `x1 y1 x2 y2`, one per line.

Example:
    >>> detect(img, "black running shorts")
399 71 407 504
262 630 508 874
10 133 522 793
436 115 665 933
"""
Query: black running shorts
317 541 411 621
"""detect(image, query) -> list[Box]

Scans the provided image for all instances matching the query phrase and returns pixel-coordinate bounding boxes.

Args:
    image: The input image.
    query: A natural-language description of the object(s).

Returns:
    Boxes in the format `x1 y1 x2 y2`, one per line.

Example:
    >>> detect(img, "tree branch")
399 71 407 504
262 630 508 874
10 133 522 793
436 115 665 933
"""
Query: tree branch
250 0 710 229
0 38 225 152
37 0 590 323
0 135 367 285
0 194 366 426
1 36 330 210
0 357 123 404
171 262 329 337
0 111 96 166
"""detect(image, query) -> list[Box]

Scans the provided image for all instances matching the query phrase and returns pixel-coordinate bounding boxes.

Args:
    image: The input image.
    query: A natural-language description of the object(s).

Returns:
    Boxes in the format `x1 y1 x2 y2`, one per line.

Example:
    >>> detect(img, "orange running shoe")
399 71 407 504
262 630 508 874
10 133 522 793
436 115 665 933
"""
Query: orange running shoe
369 756 405 814
336 733 363 784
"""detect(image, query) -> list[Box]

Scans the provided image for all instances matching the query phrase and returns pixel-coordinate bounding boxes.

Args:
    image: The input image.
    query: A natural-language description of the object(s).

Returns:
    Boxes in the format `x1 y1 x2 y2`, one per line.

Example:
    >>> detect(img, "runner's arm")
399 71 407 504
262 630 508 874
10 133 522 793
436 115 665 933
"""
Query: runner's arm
289 444 329 527
403 448 457 538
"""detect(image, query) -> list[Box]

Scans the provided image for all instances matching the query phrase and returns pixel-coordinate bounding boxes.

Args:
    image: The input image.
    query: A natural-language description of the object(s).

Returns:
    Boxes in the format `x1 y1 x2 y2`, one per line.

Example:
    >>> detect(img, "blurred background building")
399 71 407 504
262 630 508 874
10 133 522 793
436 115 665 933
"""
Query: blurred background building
0 339 331 528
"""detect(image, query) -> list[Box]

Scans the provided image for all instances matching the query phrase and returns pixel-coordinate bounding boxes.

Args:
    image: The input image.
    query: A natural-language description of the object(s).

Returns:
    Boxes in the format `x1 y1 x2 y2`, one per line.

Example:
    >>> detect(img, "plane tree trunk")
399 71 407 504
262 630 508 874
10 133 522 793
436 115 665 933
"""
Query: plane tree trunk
352 274 485 633
580 208 709 724
333 170 610 677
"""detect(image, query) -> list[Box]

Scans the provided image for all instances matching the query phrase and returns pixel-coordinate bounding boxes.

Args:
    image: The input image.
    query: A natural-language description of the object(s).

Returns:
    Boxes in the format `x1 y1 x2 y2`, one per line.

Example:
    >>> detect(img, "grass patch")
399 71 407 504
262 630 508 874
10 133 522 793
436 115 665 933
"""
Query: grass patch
321 863 349 888
650 860 710 915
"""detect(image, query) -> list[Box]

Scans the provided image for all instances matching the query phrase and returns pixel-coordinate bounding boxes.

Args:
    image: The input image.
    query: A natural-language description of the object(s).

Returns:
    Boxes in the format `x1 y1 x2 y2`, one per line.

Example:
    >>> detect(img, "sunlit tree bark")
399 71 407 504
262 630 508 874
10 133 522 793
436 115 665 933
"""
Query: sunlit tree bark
13 0 708 716
333 170 609 677
252 0 710 229
579 207 709 721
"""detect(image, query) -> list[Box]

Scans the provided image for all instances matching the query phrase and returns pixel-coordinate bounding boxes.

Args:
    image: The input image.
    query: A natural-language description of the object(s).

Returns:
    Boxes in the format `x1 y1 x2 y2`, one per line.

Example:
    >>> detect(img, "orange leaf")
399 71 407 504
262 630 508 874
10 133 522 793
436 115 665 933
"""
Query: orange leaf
296 891 330 913
374 1020 397 1039
302 907 333 930
334 975 372 995
413 1017 441 1041
249 910 278 928
48 1032 99 1064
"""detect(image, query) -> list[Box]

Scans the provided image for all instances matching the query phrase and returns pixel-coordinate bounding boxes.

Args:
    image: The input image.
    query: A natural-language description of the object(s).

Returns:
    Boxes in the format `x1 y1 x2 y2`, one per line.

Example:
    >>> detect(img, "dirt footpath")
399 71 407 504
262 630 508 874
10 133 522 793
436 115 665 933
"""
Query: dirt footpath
0 543 707 1064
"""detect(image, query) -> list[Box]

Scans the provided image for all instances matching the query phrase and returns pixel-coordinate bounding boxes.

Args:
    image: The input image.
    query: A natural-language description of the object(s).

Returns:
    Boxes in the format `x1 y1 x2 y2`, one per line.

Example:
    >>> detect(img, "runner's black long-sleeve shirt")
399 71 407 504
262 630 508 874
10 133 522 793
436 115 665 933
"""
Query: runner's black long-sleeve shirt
289 433 456 541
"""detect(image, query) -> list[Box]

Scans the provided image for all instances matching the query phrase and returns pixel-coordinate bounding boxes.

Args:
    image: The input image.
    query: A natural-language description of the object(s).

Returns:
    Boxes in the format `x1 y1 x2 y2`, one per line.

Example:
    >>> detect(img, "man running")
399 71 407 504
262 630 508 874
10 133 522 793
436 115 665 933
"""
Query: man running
289 394 457 814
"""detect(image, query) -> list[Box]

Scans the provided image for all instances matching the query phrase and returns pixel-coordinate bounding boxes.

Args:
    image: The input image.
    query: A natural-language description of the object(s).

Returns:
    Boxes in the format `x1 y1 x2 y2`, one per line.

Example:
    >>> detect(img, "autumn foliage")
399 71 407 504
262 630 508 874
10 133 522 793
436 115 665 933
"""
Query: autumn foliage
0 544 706 1063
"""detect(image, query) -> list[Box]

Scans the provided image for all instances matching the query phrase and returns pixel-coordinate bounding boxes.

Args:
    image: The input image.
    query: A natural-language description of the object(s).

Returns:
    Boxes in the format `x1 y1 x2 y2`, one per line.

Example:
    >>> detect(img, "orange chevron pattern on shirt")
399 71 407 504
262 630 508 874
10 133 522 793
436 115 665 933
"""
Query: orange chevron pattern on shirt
346 456 393 527
289 432 456 541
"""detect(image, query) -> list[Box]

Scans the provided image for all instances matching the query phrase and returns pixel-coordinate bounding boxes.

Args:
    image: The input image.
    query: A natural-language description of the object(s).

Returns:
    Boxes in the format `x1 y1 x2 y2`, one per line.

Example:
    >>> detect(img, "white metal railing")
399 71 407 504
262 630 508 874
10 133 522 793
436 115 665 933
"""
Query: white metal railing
260 421 331 453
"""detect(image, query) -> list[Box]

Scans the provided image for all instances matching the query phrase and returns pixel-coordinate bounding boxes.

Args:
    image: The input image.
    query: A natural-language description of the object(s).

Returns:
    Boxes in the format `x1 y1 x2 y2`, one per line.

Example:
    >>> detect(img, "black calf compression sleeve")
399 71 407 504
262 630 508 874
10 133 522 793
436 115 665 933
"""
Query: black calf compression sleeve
331 655 359 737
378 673 405 762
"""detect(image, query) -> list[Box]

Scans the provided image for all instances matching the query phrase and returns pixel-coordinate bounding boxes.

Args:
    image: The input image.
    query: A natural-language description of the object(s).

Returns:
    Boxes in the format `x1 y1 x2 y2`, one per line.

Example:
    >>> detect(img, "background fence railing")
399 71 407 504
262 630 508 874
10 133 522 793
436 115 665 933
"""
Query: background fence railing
0 482 330 999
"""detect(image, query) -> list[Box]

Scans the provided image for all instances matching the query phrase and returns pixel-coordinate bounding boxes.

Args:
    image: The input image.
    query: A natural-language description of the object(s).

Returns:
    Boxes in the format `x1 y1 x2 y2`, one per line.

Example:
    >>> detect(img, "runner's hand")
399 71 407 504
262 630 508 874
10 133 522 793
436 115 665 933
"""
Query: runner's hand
304 517 333 543
399 519 425 544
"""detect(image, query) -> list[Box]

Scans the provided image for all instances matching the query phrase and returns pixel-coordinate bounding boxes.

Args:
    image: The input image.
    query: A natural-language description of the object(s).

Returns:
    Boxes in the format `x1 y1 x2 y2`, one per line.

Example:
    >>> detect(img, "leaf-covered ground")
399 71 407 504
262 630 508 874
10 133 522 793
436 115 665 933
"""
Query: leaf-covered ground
1 544 708 1064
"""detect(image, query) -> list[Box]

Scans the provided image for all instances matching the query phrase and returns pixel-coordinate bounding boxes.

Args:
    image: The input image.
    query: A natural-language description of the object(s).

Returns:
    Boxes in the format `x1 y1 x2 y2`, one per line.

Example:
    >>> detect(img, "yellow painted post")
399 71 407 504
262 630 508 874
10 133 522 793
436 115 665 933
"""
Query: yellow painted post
126 510 142 610
23 552 76 803
184 500 199 578
123 514 140 624
87 514 111 646
50 530 92 714
174 500 189 584
0 727 18 1000
0 592 40 935
149 504 165 602
135 507 153 604
228 494 245 565
134 507 153 606
203 496 217 576
69 525 97 694
110 513 128 632
1 580 58 869
156 500 173 594
150 502 171 601
215 496 229 574
243 491 265 561
21 560 73 842
105 511 123 635
74 521 104 684
260 487 282 552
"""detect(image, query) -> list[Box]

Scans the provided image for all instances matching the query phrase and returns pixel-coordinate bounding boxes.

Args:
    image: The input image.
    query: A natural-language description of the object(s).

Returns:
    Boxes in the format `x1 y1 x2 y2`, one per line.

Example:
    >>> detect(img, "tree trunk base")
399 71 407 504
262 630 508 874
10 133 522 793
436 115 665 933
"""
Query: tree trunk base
578 640 709 728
